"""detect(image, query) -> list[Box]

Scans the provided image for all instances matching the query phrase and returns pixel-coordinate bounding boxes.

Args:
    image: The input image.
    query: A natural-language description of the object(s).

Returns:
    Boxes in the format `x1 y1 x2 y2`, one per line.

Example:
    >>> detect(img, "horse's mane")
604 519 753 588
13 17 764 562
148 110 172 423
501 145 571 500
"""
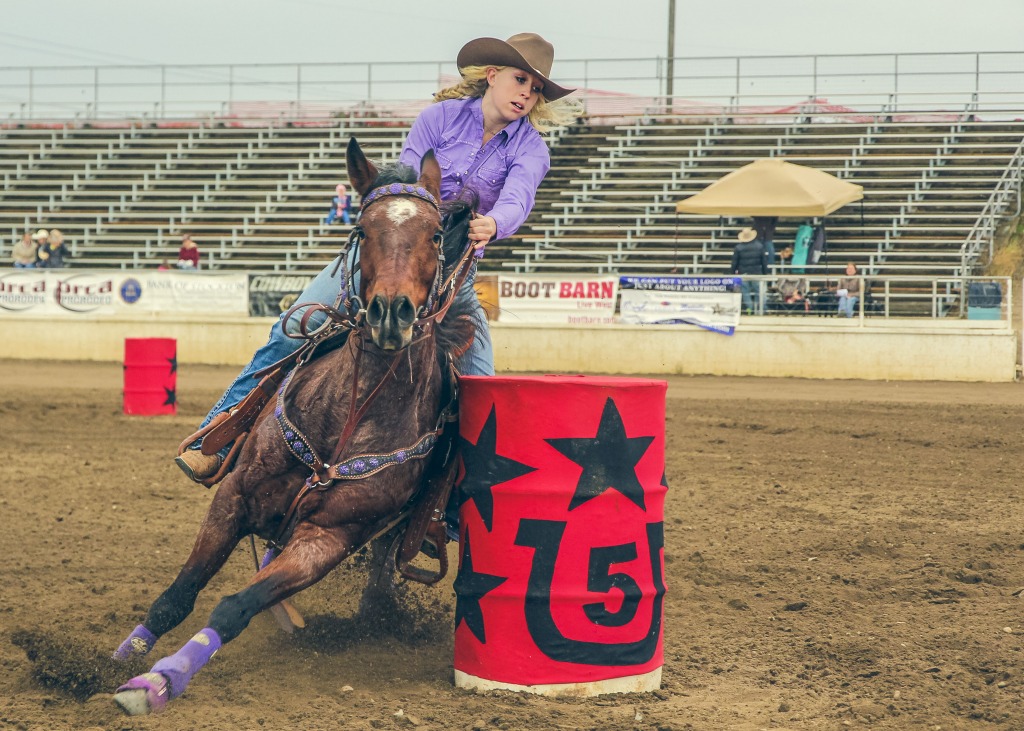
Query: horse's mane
370 162 479 362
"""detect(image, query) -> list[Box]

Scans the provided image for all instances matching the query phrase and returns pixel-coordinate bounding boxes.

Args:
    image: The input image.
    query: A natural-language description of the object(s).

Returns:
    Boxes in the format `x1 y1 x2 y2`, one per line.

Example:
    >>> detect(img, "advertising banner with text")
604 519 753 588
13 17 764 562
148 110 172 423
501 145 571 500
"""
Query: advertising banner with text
0 270 249 317
247 273 316 317
619 276 741 335
498 275 618 324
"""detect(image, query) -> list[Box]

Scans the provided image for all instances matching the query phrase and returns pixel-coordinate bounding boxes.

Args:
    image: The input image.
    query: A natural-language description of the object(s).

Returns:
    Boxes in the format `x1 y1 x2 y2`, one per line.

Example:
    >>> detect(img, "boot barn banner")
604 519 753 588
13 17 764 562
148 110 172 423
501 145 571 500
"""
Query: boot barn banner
247 273 316 317
619 276 742 335
497 275 618 324
0 270 248 317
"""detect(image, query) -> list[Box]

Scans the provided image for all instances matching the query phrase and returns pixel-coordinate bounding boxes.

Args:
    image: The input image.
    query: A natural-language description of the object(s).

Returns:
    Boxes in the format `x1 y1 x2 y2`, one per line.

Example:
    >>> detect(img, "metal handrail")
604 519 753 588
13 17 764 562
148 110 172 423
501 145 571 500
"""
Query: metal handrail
958 136 1024 273
0 50 1022 121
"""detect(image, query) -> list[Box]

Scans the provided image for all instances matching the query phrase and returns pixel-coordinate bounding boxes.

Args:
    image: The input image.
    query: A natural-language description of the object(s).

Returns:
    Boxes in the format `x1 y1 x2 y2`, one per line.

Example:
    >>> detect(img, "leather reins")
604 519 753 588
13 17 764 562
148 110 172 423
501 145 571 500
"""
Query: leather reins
267 186 476 551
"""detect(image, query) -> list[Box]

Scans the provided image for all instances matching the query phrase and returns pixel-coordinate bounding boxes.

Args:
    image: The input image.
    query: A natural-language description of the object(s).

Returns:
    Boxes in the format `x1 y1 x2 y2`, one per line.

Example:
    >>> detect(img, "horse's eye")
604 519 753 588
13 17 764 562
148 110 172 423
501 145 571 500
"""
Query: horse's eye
432 232 443 246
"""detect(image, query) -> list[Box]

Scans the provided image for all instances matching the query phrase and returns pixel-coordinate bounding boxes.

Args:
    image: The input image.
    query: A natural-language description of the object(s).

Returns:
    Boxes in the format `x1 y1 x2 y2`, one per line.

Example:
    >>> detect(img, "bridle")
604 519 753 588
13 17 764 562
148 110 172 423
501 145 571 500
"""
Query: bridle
266 179 475 550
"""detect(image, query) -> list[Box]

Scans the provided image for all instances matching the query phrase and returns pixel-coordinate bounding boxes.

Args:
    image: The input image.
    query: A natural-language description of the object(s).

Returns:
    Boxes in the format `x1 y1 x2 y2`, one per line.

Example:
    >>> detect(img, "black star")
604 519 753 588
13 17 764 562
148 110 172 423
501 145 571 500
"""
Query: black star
546 397 654 511
453 528 506 644
167 356 177 375
163 387 176 406
458 405 535 530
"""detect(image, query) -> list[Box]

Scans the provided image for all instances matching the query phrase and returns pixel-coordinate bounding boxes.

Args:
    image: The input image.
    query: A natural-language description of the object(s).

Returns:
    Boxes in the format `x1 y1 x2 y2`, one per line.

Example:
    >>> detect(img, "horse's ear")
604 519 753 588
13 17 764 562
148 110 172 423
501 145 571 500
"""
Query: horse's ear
346 138 379 197
418 149 442 202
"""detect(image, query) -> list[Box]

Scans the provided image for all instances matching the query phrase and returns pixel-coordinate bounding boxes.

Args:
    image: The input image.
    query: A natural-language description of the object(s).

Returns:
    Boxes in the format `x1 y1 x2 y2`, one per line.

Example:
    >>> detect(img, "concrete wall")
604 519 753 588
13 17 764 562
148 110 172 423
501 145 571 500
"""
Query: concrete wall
0 314 1018 382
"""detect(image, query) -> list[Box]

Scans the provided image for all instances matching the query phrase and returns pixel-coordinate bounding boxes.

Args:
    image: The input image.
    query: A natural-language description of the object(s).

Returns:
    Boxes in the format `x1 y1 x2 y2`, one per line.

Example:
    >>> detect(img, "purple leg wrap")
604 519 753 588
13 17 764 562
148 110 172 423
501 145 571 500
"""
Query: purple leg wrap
113 624 158 660
259 548 278 570
149 628 222 699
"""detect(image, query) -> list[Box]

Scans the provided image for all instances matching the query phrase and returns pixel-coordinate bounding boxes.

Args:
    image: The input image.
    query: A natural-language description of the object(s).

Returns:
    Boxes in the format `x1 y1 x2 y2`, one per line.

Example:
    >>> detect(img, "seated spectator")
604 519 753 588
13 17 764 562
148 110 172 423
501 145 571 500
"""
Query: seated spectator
157 259 171 271
772 246 808 310
836 261 862 317
37 229 68 268
324 184 351 225
12 232 37 268
177 234 200 270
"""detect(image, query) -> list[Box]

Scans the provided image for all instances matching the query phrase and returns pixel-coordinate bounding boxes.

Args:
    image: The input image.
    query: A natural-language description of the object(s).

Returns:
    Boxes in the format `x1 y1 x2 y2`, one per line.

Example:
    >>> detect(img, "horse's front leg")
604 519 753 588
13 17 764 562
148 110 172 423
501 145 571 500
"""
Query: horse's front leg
112 487 248 662
114 521 358 716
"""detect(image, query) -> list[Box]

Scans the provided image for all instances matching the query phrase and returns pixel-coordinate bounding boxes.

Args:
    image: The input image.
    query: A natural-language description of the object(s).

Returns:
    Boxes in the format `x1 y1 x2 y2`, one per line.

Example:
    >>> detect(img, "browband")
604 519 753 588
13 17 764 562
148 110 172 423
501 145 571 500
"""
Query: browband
359 182 439 212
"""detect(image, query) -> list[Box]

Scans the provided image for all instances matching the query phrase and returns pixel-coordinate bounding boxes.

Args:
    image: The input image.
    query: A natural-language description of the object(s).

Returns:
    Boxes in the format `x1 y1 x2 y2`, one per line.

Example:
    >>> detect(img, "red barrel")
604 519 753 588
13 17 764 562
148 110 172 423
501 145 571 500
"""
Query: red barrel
123 338 177 416
453 375 667 696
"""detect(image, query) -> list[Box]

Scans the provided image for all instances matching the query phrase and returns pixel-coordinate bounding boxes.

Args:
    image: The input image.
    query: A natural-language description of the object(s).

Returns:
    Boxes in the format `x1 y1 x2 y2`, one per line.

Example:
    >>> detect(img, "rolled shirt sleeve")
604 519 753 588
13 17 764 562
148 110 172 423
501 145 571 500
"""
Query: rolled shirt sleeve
485 136 549 240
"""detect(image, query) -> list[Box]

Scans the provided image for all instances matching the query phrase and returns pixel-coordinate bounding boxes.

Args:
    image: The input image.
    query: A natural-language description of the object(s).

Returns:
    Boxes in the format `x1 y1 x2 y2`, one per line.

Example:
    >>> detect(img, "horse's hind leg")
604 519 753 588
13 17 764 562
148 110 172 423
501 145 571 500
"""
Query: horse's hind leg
115 522 356 715
113 489 247 662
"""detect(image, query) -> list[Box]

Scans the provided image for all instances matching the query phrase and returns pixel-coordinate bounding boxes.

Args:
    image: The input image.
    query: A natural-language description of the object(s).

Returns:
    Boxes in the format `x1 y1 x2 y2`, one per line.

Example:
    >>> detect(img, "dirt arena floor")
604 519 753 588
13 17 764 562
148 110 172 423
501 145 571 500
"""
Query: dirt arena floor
2 359 1024 731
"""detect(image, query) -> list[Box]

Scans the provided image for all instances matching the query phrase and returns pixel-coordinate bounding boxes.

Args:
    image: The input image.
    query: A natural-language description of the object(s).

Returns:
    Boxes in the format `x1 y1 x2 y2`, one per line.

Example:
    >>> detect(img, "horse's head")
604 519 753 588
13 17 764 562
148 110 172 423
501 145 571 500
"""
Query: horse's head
347 137 443 351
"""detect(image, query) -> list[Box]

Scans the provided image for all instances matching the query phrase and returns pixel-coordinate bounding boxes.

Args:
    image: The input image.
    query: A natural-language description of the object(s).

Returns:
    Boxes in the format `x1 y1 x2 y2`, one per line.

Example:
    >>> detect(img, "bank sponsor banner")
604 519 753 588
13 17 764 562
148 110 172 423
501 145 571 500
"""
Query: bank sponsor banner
0 270 248 316
248 273 316 317
498 275 618 324
619 276 741 335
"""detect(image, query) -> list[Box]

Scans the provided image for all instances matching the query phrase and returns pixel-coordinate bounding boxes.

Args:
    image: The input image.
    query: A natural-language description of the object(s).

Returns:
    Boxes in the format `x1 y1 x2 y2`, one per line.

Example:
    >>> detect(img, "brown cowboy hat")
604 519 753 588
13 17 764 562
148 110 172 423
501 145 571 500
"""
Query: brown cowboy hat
457 32 575 101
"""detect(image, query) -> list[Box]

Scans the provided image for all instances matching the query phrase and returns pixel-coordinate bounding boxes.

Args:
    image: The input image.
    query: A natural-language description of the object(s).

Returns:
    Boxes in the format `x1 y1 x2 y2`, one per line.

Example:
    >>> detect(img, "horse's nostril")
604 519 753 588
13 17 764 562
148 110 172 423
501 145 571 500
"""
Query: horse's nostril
366 295 387 328
392 296 417 329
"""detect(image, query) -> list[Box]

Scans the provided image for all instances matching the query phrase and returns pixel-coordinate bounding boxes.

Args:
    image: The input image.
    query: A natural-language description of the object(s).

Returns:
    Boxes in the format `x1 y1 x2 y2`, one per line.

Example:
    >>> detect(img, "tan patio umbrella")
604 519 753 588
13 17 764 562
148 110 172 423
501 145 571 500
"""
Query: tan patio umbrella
675 158 863 217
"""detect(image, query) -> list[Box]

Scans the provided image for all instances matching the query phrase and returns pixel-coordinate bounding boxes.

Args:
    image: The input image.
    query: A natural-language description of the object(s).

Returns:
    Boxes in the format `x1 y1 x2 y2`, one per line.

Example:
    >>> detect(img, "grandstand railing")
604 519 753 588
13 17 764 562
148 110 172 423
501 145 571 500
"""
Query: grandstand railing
717 275 1012 321
0 51 1021 121
959 136 1024 270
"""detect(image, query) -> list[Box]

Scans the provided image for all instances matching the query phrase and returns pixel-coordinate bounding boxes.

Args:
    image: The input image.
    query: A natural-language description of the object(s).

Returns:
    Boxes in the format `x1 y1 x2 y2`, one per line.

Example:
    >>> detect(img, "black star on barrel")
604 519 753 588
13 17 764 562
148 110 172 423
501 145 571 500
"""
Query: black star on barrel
546 397 654 511
458 405 535 530
453 528 506 644
163 387 176 406
167 355 177 375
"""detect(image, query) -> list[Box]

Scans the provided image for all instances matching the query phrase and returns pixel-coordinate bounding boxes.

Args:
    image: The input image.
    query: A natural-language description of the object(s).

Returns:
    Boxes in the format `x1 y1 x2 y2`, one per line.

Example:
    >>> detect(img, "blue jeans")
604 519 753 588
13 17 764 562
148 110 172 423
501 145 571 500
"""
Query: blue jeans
838 294 858 318
199 254 493 429
13 261 34 268
739 280 760 314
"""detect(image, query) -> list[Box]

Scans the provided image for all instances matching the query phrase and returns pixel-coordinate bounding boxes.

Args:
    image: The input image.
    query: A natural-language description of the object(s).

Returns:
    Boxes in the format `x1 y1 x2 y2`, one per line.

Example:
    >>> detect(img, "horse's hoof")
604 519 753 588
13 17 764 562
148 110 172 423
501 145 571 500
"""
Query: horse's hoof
113 672 169 715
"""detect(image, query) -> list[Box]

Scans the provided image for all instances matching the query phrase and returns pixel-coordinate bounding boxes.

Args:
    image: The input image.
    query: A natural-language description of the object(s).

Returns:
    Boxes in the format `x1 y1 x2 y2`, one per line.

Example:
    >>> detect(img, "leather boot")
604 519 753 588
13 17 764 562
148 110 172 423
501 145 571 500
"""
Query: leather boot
175 450 223 482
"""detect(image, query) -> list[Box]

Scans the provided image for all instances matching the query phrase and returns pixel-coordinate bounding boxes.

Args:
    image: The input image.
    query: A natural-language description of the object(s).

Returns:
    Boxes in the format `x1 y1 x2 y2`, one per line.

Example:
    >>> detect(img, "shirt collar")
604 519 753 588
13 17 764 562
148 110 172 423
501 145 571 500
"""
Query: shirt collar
469 96 525 145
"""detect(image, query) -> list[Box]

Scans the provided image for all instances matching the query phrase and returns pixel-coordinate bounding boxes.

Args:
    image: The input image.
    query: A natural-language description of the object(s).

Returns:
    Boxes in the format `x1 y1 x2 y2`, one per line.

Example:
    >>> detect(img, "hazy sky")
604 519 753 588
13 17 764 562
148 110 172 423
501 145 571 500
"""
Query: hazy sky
0 0 1021 69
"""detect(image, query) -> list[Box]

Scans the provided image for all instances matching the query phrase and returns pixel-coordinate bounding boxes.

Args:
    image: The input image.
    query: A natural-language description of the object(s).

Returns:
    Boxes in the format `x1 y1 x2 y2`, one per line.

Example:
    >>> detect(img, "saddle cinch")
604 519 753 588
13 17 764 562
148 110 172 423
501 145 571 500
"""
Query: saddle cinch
175 341 459 586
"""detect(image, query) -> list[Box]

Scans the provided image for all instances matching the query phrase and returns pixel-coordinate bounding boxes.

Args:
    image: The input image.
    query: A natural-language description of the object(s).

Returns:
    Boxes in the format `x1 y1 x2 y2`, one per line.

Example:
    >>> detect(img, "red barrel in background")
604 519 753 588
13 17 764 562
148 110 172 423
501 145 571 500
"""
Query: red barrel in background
453 375 667 696
123 338 177 416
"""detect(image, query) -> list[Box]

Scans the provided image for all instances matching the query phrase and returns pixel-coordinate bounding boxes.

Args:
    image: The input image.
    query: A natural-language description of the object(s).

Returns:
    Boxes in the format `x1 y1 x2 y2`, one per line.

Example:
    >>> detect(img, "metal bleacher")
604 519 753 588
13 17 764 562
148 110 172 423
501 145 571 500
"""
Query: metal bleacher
501 114 1024 286
0 119 412 273
2 108 1022 299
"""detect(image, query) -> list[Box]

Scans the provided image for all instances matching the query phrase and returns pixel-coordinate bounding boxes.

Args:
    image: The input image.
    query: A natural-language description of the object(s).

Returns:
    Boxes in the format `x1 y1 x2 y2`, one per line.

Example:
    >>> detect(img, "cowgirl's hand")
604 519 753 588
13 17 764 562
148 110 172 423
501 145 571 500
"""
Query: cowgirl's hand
468 214 496 250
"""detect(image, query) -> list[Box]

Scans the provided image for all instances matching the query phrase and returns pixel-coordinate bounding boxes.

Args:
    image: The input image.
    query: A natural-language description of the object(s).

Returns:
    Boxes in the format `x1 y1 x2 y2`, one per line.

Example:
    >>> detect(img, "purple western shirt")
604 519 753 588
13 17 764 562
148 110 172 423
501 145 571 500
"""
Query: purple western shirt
399 97 551 242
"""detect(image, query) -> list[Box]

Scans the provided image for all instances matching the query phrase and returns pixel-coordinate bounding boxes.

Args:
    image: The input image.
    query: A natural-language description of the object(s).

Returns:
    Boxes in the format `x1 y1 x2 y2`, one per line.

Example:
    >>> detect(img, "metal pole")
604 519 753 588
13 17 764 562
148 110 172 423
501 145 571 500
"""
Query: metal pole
160 66 165 117
666 0 676 101
27 68 33 119
296 65 302 113
94 67 99 119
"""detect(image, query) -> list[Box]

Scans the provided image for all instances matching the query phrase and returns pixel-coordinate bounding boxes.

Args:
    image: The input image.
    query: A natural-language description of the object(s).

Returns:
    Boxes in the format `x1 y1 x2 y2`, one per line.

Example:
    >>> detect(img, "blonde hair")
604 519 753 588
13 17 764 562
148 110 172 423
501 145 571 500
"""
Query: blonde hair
435 65 581 133
48 229 64 245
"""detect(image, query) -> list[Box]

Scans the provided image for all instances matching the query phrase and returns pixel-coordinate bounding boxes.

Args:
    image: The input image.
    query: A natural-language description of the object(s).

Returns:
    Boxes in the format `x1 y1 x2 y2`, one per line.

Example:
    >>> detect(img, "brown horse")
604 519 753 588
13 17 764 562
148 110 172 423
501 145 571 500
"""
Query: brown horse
110 138 476 716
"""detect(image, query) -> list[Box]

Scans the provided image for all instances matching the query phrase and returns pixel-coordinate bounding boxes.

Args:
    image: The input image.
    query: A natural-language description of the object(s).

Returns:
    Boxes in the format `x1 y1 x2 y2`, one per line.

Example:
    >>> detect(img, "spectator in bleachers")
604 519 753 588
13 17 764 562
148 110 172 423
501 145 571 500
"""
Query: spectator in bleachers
175 31 580 483
11 232 37 268
731 227 768 314
752 216 777 267
836 261 862 317
176 233 200 270
324 183 351 225
37 229 68 268
30 229 48 265
773 246 809 312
